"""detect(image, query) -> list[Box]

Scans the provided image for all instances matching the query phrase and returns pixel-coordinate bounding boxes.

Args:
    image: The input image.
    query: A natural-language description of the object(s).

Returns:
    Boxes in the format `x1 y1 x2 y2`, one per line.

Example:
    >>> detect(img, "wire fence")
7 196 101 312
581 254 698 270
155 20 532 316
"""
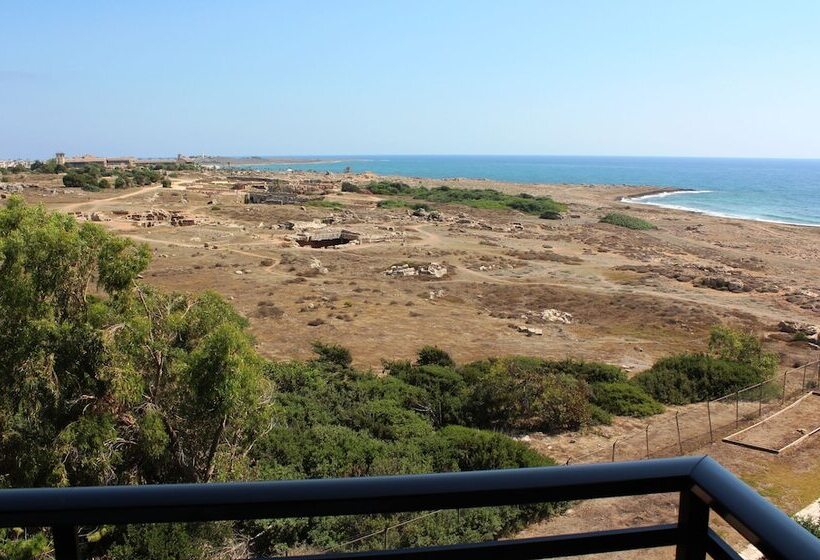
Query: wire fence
567 357 820 464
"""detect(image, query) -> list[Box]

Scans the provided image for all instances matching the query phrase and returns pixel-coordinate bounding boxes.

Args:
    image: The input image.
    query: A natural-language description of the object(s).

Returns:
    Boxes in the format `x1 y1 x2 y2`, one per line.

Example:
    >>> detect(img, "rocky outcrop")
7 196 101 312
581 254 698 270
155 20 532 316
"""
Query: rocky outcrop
540 309 573 324
515 324 543 336
778 320 819 338
384 262 448 278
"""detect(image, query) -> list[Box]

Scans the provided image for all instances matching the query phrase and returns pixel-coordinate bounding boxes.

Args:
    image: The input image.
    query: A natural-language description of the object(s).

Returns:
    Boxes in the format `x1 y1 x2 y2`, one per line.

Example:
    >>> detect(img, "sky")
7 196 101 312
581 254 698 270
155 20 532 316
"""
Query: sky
2 1 820 159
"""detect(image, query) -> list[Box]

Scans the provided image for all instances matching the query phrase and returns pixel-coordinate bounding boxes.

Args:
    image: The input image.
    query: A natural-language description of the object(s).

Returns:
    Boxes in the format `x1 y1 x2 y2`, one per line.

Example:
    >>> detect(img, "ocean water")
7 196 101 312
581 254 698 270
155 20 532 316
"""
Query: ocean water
244 156 820 226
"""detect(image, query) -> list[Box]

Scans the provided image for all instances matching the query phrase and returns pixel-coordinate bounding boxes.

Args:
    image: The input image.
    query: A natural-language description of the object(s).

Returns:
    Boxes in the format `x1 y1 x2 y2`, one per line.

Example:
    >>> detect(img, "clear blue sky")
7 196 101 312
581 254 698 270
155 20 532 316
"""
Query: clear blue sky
2 1 819 159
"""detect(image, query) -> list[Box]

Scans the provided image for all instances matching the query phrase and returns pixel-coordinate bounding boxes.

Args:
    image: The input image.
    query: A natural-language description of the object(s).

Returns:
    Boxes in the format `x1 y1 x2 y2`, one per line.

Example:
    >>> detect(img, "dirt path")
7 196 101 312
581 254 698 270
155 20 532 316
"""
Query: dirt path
61 185 165 211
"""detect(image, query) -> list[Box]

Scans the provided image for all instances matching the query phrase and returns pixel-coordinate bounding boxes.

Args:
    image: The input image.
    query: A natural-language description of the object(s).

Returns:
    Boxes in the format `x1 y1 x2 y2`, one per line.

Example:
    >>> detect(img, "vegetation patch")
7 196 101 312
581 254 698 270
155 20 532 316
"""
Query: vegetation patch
634 326 777 404
599 212 656 230
366 181 566 216
0 199 562 558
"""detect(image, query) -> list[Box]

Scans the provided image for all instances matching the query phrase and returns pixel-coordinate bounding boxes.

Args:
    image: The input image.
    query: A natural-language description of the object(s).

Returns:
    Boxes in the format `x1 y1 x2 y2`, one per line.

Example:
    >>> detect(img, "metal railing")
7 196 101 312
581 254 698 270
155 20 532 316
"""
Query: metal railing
0 456 818 560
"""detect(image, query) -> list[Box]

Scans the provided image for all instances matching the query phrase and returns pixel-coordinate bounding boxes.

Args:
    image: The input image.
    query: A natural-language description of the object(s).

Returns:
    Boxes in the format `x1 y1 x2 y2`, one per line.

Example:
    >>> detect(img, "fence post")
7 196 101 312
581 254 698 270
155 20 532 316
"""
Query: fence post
758 383 763 417
782 372 787 403
802 364 808 390
706 401 713 443
645 425 651 458
611 439 618 462
675 412 684 455
735 391 740 428
383 527 388 549
816 359 820 387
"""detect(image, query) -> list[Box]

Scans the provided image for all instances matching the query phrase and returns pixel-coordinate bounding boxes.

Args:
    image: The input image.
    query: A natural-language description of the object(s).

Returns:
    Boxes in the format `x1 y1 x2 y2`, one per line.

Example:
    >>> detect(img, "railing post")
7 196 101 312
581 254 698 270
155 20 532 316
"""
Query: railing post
675 487 709 560
611 439 617 462
52 525 80 560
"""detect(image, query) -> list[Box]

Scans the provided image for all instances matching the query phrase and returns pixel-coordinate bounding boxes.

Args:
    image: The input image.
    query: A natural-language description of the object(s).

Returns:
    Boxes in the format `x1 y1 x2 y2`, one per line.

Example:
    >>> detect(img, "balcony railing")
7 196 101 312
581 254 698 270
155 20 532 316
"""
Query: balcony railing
0 456 817 560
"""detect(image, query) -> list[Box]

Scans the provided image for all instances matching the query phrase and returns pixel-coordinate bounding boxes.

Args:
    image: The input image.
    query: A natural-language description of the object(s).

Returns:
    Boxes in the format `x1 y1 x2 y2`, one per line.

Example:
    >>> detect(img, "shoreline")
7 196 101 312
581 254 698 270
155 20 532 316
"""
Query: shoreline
235 166 820 230
232 161 820 229
622 190 820 229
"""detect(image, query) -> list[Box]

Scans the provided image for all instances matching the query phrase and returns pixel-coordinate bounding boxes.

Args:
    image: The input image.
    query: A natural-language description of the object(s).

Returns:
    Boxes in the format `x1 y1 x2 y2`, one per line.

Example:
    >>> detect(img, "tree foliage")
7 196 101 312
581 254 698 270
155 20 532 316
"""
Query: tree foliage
0 199 567 557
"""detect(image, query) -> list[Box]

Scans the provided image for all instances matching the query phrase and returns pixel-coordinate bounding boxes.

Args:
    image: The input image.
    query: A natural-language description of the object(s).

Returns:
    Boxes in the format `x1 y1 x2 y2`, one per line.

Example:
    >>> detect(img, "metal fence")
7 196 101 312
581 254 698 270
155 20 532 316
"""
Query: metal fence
567 357 820 464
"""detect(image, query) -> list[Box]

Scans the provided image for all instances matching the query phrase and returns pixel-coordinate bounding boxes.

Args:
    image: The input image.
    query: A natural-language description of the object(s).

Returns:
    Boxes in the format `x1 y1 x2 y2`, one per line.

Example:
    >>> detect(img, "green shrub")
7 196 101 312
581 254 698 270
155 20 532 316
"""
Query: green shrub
311 341 352 369
366 182 566 216
341 182 360 193
635 353 765 404
376 198 409 209
366 181 416 195
416 346 455 367
591 382 664 417
708 325 777 376
599 212 656 230
462 357 592 432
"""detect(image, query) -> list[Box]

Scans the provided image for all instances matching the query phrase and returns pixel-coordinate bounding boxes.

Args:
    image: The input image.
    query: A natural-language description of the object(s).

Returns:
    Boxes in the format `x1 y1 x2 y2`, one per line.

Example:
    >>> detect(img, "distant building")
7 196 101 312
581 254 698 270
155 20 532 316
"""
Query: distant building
57 153 135 169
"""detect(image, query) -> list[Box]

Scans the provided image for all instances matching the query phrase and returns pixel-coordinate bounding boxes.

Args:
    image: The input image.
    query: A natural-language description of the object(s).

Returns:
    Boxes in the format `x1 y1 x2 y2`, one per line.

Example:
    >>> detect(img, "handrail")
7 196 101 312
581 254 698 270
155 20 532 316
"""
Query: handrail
690 458 819 560
0 455 817 560
0 456 697 527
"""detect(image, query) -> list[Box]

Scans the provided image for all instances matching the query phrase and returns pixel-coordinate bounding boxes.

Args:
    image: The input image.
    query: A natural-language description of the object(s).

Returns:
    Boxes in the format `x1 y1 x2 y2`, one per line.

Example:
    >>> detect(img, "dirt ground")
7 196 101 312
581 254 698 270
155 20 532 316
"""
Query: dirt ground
6 169 818 373
726 392 820 451
4 168 819 557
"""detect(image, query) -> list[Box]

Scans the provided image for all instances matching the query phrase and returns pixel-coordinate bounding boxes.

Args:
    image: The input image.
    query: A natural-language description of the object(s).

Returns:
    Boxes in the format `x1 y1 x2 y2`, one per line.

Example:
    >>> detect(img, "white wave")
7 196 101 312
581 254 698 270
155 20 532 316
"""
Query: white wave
624 189 712 202
624 199 820 228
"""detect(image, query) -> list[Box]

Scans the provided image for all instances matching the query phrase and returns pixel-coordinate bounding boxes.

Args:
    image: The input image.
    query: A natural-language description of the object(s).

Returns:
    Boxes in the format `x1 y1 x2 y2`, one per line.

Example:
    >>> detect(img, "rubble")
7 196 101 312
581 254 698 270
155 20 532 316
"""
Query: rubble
540 309 573 324
384 262 448 278
515 325 543 336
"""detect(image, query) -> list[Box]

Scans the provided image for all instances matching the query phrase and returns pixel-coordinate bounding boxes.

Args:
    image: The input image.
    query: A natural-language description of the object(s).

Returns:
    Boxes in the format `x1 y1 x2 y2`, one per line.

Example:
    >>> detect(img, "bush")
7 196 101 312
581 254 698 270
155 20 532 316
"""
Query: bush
599 212 656 230
311 341 352 369
63 170 100 189
341 182 360 193
366 182 566 216
591 382 664 417
416 346 455 367
161 178 172 188
376 199 410 209
635 354 765 404
462 357 592 432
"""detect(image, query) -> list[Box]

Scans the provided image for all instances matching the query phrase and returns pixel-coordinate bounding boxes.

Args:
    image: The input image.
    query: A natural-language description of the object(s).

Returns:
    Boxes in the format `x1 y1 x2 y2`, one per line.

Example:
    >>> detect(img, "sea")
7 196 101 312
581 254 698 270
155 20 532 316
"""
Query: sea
243 156 820 227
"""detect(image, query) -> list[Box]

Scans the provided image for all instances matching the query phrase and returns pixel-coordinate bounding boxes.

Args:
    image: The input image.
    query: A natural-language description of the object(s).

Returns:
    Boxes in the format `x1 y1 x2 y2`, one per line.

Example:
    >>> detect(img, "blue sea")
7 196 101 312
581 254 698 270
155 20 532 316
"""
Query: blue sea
244 156 820 227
